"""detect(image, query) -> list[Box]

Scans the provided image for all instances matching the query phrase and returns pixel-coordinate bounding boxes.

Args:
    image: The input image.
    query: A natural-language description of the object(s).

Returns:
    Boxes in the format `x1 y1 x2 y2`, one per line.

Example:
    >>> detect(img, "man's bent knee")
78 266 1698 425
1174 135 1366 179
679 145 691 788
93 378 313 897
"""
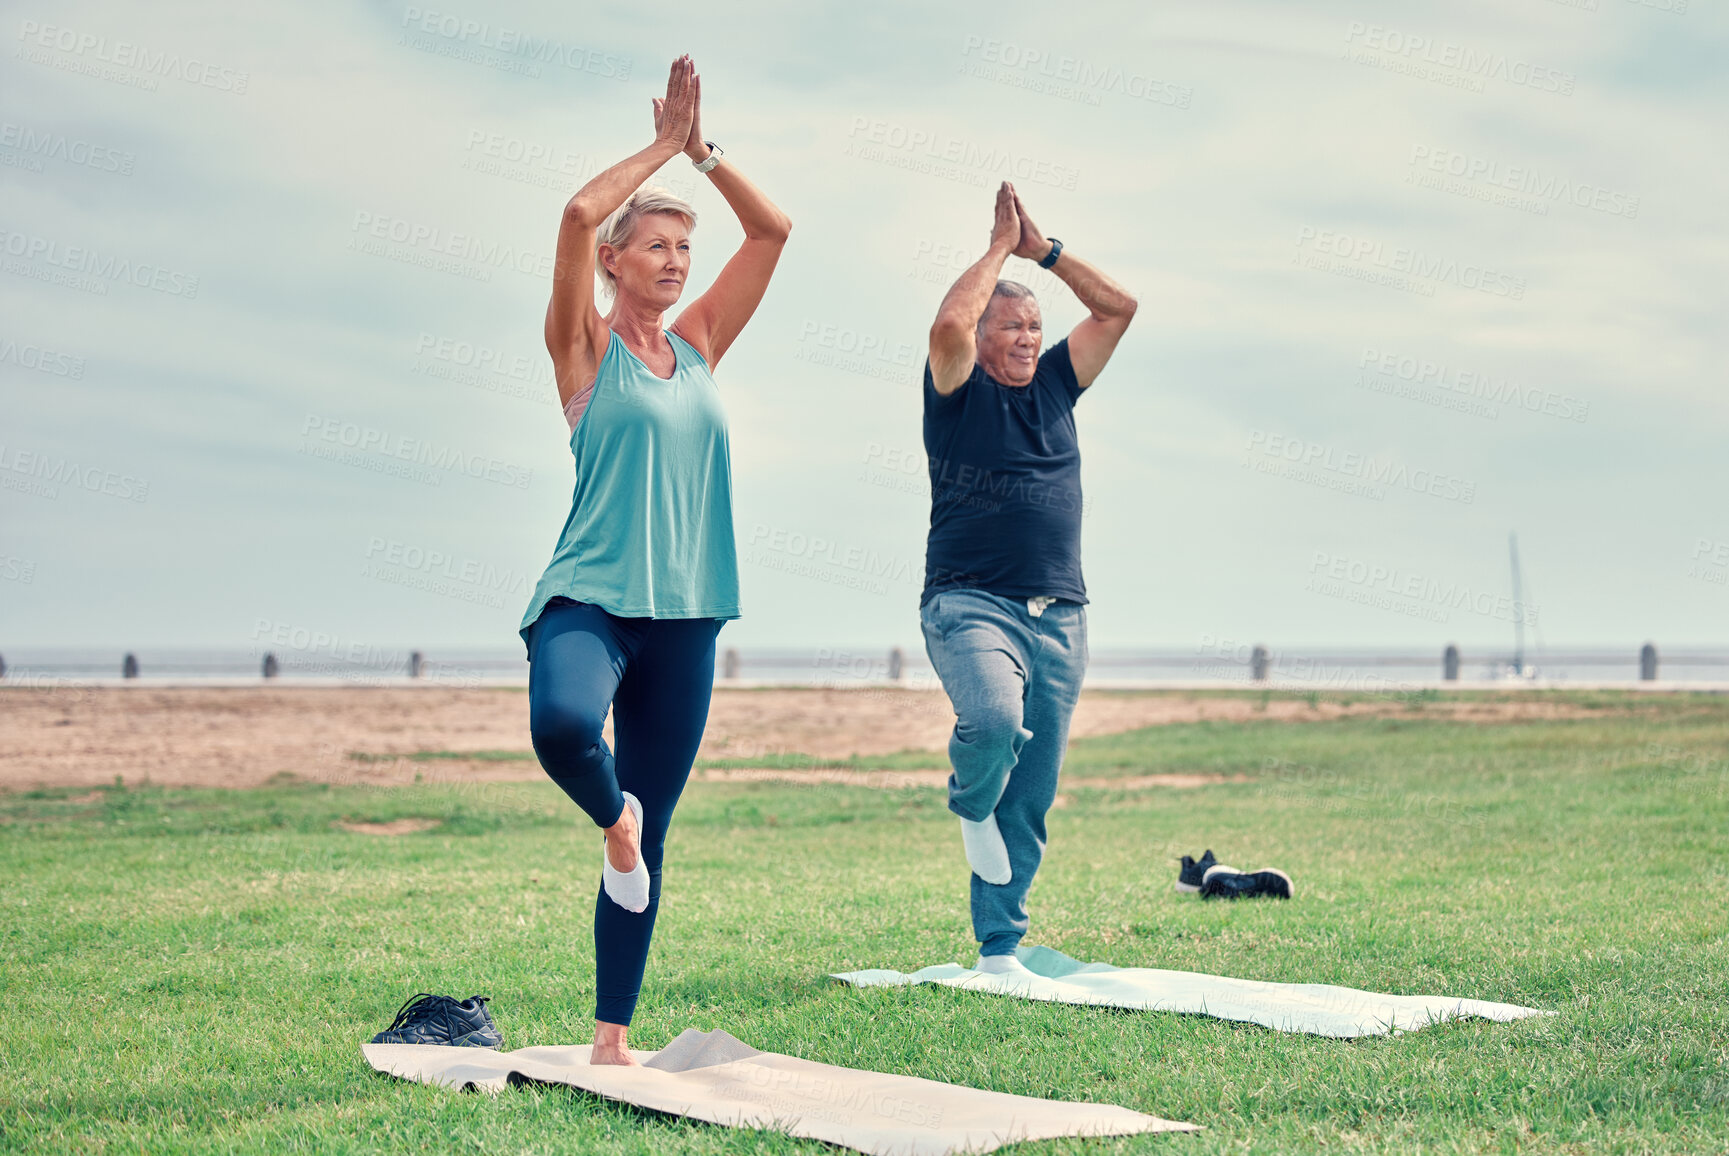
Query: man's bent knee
953 705 1028 755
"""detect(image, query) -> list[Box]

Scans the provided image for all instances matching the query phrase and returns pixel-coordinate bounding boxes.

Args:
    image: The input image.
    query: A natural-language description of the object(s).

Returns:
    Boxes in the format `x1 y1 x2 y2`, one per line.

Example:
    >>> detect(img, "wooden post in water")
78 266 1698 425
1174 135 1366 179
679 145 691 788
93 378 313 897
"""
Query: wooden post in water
262 653 279 679
408 651 423 678
723 648 740 680
1250 645 1269 682
122 653 139 679
1639 642 1658 681
888 647 904 681
1443 644 1460 681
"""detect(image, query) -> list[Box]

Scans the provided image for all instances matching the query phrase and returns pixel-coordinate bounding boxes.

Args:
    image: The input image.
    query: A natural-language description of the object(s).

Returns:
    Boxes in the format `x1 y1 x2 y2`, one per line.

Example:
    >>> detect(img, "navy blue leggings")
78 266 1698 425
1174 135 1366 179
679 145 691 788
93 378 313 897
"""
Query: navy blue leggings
526 598 723 1026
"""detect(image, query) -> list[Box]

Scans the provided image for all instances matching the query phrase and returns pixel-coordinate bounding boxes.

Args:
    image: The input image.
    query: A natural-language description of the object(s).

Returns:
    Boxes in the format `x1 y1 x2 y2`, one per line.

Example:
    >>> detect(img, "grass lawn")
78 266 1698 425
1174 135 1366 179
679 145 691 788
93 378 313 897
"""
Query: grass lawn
3 691 1726 1154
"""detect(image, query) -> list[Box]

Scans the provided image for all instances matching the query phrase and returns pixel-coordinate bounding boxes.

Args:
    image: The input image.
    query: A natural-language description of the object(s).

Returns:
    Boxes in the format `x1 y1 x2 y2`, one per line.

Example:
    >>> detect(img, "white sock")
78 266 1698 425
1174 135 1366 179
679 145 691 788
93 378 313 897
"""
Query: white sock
960 813 1012 885
601 792 649 914
974 952 1035 978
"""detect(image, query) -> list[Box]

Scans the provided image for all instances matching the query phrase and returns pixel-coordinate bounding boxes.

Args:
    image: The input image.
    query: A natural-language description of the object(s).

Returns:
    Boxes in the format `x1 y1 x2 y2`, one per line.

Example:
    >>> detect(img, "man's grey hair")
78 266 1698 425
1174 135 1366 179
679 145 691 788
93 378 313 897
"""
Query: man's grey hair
596 185 698 299
975 280 1038 340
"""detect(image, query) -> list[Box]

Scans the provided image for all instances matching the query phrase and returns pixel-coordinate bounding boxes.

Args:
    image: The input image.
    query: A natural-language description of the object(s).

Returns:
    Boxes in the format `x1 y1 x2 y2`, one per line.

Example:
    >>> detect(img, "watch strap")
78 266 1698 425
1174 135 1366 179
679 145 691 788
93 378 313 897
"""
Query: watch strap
693 141 723 173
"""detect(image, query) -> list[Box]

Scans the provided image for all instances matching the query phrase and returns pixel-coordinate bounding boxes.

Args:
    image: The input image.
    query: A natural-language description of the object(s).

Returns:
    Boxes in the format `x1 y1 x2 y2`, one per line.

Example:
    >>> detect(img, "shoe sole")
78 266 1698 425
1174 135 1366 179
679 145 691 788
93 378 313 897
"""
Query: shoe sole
1200 864 1294 900
1183 862 1240 894
371 1028 502 1048
448 1029 503 1048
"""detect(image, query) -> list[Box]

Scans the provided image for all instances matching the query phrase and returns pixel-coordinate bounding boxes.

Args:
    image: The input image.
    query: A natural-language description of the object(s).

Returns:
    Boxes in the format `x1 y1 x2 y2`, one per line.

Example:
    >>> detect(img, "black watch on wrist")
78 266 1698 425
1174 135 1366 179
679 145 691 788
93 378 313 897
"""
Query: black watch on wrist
1038 237 1063 269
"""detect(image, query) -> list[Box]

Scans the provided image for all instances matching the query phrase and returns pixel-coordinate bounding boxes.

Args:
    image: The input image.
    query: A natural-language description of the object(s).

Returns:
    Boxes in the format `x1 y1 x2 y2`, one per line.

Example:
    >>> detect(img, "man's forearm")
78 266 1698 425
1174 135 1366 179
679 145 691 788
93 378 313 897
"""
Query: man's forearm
935 242 1014 331
1046 247 1135 321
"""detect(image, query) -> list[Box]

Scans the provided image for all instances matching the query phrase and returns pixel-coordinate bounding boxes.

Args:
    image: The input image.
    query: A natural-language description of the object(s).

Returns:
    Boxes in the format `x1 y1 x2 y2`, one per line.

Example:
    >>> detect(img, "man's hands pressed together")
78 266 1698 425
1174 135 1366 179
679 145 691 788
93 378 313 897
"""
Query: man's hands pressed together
1009 190 1054 265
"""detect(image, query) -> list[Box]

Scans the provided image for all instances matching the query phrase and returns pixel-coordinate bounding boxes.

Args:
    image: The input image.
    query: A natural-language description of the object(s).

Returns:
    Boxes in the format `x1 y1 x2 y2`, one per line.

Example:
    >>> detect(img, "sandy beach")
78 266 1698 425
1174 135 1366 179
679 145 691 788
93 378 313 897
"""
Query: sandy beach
0 685 1621 791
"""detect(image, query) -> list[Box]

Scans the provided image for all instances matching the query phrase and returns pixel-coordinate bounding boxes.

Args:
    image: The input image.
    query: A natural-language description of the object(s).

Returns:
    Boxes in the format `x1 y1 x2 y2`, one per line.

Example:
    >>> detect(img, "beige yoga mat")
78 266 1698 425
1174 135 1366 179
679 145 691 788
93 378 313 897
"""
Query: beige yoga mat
833 946 1555 1039
364 1028 1198 1155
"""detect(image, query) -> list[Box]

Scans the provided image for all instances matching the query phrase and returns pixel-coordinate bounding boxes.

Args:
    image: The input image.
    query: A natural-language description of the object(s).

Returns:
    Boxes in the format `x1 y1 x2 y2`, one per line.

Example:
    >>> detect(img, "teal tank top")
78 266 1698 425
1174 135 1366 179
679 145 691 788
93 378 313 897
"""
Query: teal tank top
519 328 740 651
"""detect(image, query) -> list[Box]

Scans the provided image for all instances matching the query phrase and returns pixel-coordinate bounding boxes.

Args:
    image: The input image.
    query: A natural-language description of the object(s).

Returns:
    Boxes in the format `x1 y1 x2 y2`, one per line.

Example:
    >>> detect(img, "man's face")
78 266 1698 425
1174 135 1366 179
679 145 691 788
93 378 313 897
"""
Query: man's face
975 295 1042 387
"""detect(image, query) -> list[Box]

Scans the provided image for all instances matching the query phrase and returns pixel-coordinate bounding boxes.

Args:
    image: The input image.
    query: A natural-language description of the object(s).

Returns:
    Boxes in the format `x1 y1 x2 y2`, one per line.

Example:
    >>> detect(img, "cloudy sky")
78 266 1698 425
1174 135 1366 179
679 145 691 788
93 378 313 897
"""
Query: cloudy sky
3 0 1723 660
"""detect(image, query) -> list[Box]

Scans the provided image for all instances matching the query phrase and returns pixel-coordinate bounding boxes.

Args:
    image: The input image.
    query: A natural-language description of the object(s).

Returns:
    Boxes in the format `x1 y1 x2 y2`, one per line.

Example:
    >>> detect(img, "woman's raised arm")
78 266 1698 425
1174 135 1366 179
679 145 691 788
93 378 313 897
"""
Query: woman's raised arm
668 72 792 371
545 56 697 403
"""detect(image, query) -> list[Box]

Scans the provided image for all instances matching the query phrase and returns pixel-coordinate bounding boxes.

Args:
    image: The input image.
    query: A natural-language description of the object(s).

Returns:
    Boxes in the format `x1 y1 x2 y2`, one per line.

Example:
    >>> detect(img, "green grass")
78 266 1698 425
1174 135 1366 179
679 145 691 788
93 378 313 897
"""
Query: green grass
3 692 1727 1153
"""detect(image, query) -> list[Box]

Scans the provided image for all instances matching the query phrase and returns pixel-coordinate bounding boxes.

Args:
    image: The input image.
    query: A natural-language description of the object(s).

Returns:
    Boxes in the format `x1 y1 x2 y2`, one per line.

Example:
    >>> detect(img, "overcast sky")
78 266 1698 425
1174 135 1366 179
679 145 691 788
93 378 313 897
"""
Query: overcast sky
3 0 1723 658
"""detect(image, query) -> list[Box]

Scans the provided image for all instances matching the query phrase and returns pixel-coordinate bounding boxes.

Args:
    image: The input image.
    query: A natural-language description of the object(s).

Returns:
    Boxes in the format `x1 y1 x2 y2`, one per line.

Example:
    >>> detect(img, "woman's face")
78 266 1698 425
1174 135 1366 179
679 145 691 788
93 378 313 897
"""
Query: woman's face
604 213 691 311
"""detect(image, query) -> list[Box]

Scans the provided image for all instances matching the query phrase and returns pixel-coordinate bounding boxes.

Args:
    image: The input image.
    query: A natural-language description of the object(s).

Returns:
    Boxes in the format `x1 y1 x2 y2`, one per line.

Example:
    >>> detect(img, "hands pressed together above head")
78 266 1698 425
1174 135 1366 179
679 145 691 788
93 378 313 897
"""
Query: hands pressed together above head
987 181 1054 265
651 55 702 159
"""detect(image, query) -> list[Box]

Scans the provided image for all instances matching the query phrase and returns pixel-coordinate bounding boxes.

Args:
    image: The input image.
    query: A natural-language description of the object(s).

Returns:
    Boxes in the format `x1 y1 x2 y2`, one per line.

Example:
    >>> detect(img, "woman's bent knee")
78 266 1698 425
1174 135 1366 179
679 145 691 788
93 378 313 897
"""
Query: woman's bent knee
531 701 608 772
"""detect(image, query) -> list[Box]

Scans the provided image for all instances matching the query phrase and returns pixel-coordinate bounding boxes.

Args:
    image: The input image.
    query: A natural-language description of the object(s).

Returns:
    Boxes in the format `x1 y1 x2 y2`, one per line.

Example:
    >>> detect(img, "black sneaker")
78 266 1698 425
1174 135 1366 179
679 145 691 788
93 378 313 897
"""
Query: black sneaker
370 993 503 1047
1200 864 1294 901
1175 850 1218 893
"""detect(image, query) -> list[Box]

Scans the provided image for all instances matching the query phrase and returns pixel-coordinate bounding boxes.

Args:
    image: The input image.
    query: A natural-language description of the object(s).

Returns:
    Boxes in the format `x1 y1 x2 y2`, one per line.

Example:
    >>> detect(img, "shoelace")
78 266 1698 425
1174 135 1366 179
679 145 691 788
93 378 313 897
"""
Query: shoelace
381 993 490 1036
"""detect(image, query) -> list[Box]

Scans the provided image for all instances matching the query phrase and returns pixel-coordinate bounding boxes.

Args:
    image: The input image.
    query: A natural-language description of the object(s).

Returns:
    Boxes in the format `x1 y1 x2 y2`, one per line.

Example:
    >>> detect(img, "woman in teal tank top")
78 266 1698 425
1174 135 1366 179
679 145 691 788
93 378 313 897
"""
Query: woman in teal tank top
520 56 790 1065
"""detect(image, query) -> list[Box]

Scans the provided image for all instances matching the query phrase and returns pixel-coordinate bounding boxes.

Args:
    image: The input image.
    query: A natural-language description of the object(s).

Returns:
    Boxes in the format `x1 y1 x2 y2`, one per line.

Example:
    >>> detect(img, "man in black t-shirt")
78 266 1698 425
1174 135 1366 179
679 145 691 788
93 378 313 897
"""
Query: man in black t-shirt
920 181 1138 978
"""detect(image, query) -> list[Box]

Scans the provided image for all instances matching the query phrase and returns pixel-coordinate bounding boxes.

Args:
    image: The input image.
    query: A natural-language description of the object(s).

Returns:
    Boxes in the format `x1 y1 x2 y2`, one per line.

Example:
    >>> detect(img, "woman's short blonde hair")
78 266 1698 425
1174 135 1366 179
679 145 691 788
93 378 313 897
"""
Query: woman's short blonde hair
596 185 698 299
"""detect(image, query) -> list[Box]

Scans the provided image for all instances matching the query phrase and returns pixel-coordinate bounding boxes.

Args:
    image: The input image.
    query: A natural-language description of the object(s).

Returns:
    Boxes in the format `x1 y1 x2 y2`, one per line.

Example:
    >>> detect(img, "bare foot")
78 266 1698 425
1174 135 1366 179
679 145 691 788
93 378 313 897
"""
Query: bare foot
589 1042 640 1066
603 804 640 873
590 1021 639 1066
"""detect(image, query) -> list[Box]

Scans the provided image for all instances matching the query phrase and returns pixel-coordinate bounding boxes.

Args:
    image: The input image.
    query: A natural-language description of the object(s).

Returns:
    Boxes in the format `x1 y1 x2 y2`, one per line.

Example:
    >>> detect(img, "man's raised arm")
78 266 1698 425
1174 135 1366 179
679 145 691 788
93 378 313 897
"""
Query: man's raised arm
928 182 1022 396
1011 192 1137 390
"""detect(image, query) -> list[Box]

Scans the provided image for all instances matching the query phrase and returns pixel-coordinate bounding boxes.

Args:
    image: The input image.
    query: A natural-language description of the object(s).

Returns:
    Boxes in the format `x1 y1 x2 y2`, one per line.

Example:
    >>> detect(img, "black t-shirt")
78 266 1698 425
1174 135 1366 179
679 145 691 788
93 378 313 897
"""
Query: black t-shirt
921 338 1087 607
